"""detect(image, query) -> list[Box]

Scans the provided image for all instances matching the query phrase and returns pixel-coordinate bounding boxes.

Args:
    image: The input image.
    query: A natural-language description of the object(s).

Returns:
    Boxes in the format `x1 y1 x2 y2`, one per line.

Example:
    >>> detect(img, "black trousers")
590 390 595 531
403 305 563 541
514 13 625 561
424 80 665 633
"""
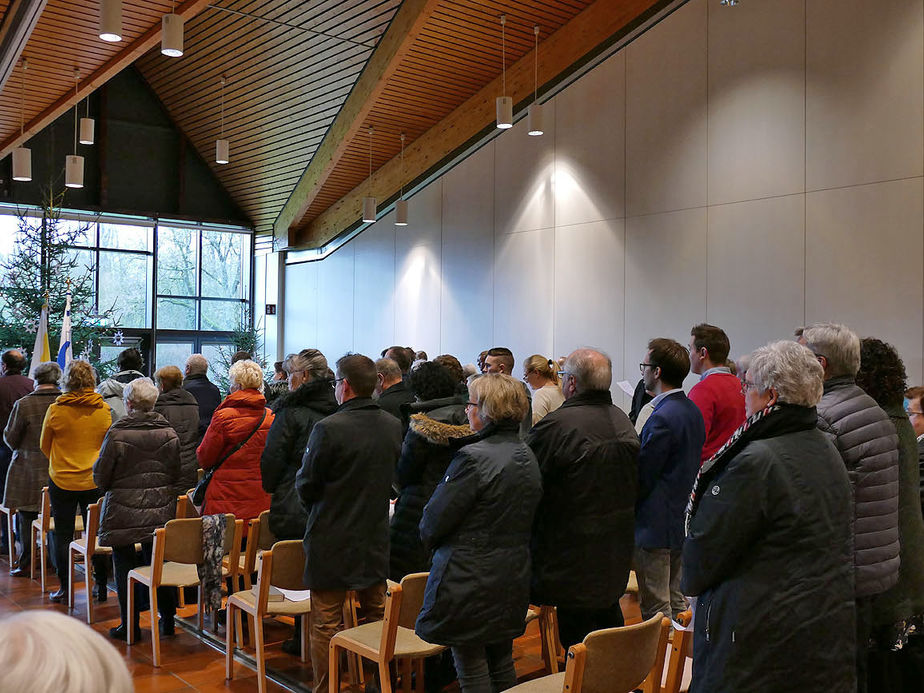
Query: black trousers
14 510 37 566
48 479 107 590
556 603 625 652
111 542 176 628
856 596 874 693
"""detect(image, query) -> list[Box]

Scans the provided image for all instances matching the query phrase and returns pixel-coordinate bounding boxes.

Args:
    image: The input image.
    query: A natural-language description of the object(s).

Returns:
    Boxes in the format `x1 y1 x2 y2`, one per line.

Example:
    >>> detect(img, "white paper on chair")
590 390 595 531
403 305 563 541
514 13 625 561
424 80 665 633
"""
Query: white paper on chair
616 380 635 397
673 596 696 631
277 588 311 602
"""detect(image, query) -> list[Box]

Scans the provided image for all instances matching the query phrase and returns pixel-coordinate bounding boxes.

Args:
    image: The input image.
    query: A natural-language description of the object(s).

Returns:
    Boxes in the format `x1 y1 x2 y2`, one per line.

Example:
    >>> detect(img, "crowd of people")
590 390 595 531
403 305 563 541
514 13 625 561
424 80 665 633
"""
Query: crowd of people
0 321 922 693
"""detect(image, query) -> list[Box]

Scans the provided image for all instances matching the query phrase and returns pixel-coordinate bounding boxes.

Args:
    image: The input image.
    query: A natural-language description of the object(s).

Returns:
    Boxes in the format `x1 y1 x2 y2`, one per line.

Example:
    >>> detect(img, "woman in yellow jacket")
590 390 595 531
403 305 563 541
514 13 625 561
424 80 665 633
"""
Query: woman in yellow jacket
40 359 114 603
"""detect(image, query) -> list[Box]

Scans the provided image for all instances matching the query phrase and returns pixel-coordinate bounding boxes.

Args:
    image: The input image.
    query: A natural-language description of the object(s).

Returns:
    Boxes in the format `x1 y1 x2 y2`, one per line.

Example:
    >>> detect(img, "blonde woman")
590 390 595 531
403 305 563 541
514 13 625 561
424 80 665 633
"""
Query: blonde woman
523 354 565 425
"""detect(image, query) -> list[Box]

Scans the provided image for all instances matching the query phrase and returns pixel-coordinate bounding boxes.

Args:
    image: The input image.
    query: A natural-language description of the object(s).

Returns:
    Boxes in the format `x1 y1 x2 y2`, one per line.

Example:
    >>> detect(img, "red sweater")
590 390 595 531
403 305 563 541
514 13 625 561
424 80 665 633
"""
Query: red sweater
688 372 746 462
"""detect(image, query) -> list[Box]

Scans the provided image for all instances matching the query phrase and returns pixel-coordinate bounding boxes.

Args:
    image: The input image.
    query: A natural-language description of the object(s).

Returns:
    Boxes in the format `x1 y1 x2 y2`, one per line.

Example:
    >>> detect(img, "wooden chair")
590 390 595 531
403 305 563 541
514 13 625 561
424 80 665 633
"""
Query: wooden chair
0 503 15 566
30 486 83 593
225 540 312 693
228 510 276 647
506 614 670 693
175 491 199 519
127 515 242 666
662 609 693 693
67 502 112 624
329 572 446 693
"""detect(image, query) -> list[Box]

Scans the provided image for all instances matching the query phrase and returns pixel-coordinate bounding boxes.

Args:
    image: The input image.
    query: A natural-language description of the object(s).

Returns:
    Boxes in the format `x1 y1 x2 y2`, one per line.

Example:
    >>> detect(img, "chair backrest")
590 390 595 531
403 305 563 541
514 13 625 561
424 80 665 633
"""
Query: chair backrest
568 613 667 693
162 518 205 564
84 502 102 554
255 509 276 551
662 610 693 693
39 486 51 531
268 540 306 590
176 491 199 519
396 572 429 630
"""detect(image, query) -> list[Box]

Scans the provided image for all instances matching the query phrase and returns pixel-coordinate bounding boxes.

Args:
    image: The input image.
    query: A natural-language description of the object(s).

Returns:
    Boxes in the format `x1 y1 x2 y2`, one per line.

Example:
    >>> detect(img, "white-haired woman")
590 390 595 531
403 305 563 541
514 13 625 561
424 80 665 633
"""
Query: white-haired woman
197 360 274 534
93 378 181 641
681 340 856 692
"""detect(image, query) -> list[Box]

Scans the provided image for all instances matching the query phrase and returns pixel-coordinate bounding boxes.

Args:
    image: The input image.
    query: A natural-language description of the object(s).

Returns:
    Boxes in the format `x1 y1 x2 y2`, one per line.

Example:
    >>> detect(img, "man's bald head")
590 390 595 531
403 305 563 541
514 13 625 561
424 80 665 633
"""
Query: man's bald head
1 350 26 375
563 348 612 393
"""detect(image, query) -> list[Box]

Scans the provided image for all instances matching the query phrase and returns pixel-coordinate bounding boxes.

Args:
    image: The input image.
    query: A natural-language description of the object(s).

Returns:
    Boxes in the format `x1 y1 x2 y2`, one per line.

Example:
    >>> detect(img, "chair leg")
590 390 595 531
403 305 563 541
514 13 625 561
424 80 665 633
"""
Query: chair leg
300 613 309 663
254 615 266 693
151 586 161 667
30 527 36 581
329 642 341 693
197 585 204 631
379 660 393 693
414 659 425 693
401 658 411 693
85 554 94 624
7 510 14 567
67 548 75 609
127 577 136 645
234 607 244 650
225 601 235 681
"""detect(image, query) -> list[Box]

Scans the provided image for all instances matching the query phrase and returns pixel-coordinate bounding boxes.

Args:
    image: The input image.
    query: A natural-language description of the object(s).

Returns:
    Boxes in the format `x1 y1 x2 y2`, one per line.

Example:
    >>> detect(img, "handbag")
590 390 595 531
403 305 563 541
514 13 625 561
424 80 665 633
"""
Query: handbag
192 407 268 509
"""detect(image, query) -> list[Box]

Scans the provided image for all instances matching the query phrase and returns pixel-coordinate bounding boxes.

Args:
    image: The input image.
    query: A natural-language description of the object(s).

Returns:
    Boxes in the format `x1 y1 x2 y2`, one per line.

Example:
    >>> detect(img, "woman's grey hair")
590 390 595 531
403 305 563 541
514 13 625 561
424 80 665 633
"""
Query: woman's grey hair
123 377 159 412
563 348 612 392
283 348 329 380
800 322 860 378
33 361 62 386
748 341 824 407
229 359 265 392
469 373 529 424
0 611 133 693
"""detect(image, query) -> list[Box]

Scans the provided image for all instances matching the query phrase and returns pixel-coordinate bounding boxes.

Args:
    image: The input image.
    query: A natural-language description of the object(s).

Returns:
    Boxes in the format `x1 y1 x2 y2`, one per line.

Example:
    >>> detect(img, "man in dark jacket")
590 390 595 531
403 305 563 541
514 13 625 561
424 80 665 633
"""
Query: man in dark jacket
296 353 402 693
153 365 201 493
374 357 416 423
526 348 640 649
0 349 34 553
182 353 222 440
801 323 900 692
635 338 704 621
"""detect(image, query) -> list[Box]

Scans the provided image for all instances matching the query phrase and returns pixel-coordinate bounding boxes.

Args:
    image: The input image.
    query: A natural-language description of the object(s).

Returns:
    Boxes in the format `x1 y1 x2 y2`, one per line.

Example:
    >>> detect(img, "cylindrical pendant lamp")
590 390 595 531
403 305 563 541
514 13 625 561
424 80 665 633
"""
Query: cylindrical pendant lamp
528 103 544 136
362 196 377 223
65 155 84 188
216 138 229 164
99 0 122 42
12 147 31 182
395 199 408 226
161 14 184 57
79 117 95 145
496 96 513 129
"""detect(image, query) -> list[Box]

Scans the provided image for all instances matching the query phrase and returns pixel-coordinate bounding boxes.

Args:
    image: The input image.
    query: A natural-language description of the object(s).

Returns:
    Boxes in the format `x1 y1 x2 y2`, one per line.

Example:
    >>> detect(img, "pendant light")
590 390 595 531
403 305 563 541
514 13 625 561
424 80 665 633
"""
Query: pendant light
395 133 408 226
65 69 84 189
496 15 512 129
12 58 31 182
99 0 122 42
216 76 229 164
362 127 376 223
79 92 95 145
161 0 184 57
528 25 543 136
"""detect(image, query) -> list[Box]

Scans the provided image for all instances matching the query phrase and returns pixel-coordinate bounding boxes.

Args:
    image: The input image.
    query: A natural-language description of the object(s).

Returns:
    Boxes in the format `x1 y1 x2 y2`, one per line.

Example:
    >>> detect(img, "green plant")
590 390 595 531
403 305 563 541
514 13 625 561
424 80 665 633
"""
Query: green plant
212 307 266 393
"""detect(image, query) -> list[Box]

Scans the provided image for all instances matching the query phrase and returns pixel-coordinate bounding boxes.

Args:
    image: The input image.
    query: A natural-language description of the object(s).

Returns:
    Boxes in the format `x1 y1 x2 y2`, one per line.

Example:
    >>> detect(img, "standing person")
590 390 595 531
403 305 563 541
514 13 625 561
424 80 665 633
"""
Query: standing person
93 378 181 641
0 349 34 554
3 361 60 576
153 365 200 493
526 348 639 649
197 360 274 531
182 353 222 440
635 339 704 622
96 347 145 422
295 354 402 693
800 323 900 692
482 347 531 437
687 324 745 461
374 357 416 423
682 340 856 693
264 361 288 410
522 355 564 425
904 385 924 516
40 359 113 603
416 374 542 693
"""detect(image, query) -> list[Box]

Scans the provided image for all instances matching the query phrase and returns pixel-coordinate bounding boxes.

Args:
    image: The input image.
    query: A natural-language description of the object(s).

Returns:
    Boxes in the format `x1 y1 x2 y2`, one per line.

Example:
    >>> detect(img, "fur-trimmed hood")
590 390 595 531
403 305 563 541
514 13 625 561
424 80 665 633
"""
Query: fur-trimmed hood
409 412 472 445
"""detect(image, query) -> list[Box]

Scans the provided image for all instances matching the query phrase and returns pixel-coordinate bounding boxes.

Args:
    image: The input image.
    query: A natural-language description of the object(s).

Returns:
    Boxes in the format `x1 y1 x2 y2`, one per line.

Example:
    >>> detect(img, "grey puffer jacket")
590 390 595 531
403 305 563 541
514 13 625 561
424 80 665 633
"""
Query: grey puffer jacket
816 376 900 597
93 410 181 547
97 370 146 422
154 387 201 493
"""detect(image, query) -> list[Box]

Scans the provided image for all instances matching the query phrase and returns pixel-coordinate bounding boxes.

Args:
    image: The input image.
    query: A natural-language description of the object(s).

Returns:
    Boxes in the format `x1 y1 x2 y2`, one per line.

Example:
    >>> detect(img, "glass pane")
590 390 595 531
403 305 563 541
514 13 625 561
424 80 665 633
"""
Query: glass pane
58 218 95 247
157 297 197 330
99 345 123 375
99 251 151 328
157 226 198 296
200 299 243 332
201 230 244 298
155 341 194 371
99 222 152 252
65 248 96 287
202 343 234 390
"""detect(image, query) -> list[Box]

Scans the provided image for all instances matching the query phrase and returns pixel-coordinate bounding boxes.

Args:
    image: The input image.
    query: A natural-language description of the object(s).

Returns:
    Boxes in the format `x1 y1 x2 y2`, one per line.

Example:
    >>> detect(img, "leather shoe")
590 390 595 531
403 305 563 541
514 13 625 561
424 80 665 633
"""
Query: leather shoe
49 588 67 603
109 624 142 642
9 565 29 578
159 617 175 637
96 583 108 602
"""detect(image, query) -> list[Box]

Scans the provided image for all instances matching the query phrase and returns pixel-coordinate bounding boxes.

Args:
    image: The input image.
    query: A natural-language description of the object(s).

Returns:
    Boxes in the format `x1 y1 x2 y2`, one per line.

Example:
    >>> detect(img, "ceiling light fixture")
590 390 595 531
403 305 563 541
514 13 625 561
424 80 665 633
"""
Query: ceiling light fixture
528 25 543 136
99 0 122 42
216 75 229 164
161 1 184 57
65 68 84 188
395 133 408 226
719 0 739 5
496 14 512 129
79 89 94 145
362 127 376 223
12 58 31 182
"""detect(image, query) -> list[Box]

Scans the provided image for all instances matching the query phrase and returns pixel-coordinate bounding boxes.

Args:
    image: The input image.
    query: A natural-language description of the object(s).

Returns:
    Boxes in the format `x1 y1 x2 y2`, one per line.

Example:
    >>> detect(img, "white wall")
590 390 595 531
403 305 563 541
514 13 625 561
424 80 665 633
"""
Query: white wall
279 0 924 403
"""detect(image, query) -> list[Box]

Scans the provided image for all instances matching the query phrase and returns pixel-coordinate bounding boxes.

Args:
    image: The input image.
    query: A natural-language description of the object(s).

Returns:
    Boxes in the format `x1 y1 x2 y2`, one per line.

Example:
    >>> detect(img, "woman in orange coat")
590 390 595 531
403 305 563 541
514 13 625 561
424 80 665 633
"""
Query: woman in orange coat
197 360 274 532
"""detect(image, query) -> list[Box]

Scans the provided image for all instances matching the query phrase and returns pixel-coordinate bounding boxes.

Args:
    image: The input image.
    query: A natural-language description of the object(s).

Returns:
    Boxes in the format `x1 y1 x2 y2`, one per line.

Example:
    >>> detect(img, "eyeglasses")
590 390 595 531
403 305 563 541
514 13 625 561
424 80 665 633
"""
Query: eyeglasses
559 371 572 380
466 401 478 408
332 377 345 385
639 363 657 373
907 410 924 417
741 380 760 393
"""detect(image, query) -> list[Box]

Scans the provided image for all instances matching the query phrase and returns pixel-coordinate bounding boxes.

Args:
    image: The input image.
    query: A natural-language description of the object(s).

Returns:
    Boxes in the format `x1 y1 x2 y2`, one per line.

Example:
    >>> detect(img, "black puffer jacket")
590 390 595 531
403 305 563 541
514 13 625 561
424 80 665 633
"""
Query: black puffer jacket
416 421 542 647
93 411 181 547
682 405 856 693
154 387 201 493
389 401 471 581
260 379 337 539
817 376 900 597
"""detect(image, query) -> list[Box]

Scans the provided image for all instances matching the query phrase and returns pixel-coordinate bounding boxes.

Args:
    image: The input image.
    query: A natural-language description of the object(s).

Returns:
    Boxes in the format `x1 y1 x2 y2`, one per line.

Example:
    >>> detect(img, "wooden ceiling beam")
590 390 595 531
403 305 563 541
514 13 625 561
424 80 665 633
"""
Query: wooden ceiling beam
292 0 664 249
272 0 442 249
0 0 211 159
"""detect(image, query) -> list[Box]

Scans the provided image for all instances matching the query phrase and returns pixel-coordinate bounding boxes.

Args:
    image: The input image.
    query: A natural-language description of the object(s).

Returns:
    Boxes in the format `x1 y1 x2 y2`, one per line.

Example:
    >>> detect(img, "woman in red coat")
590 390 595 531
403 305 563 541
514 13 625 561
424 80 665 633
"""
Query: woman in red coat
197 360 274 532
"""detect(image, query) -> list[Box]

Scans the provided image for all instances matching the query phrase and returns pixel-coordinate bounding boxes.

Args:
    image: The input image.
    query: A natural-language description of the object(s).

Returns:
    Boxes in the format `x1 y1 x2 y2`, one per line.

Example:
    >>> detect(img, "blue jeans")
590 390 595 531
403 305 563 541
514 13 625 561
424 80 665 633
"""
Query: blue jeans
450 640 516 693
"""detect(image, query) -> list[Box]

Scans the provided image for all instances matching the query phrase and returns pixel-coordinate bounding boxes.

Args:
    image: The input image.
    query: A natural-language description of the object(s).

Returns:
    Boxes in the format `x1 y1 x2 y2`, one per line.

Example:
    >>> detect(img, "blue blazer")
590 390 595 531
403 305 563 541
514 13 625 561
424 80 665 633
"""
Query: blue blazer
636 391 705 550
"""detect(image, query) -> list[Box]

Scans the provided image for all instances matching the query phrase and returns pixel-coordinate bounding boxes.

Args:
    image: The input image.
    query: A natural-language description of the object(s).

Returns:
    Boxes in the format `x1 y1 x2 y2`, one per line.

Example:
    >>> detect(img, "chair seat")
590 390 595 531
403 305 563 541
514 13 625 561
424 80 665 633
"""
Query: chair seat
506 672 566 692
129 562 201 588
333 621 446 659
227 588 312 616
33 515 84 534
69 537 112 555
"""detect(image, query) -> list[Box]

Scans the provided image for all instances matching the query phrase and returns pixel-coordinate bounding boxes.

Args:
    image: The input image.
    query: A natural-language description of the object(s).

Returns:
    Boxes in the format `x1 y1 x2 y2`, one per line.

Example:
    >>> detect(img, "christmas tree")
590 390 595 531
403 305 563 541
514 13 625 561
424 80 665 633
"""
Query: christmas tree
0 190 118 374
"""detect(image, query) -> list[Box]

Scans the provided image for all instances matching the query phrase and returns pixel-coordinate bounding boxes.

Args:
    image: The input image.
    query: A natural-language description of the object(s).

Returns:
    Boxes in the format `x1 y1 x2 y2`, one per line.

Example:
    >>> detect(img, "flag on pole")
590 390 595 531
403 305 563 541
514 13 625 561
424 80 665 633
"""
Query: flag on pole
28 302 51 379
57 291 73 369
